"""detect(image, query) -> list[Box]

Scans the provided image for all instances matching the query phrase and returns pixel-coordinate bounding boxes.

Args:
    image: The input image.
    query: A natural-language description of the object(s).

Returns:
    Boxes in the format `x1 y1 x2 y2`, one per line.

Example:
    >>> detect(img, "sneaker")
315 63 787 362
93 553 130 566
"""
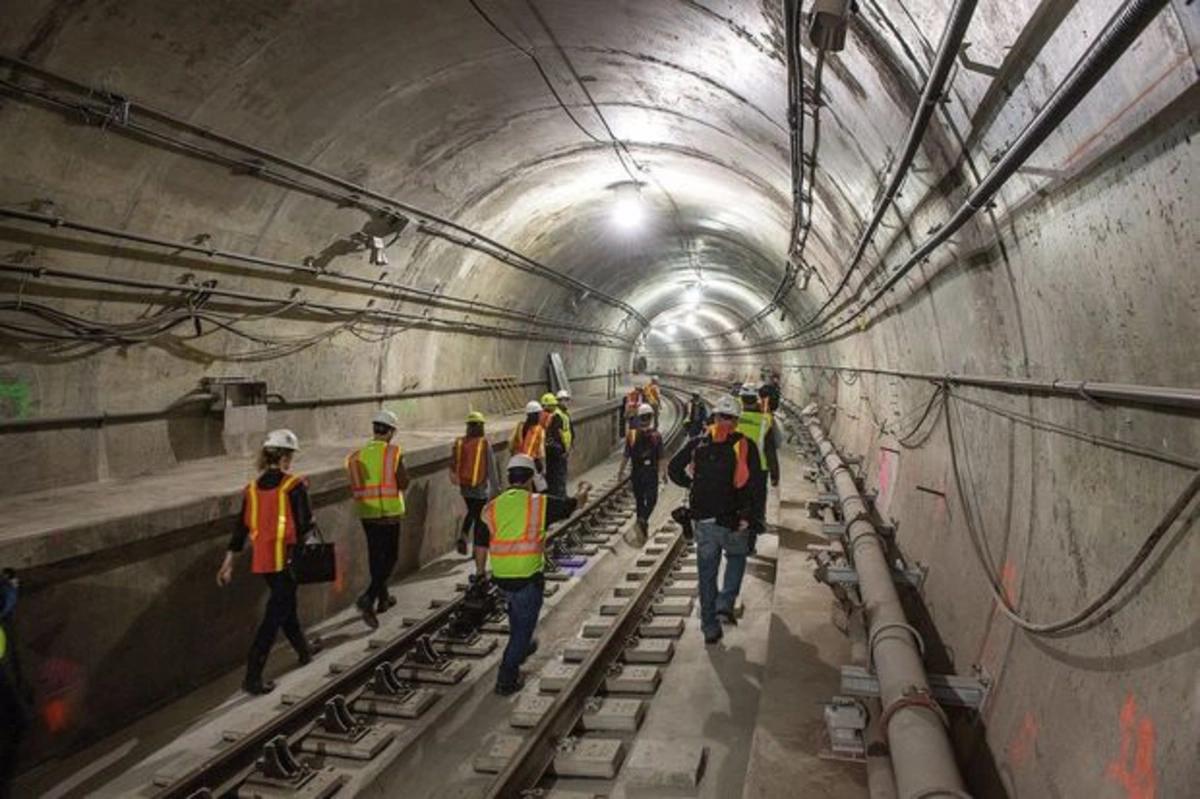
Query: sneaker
356 596 379 630
704 629 724 645
521 638 539 664
375 594 397 614
716 608 738 626
455 536 468 556
494 675 525 696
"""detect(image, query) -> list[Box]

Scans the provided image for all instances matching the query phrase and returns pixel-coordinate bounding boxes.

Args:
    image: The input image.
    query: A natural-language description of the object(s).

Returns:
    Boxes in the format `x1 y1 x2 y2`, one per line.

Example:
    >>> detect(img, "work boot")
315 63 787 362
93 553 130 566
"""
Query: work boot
455 536 468 556
703 629 724 646
494 674 525 697
243 651 275 695
375 593 397 614
356 595 379 630
716 608 738 626
297 637 323 666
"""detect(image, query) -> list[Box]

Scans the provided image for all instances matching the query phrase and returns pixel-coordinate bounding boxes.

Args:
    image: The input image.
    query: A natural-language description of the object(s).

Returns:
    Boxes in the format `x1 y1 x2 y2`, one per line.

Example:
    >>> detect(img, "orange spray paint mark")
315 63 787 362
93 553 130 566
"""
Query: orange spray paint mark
42 697 69 733
1008 711 1039 769
1106 694 1157 799
332 543 348 594
1000 560 1018 606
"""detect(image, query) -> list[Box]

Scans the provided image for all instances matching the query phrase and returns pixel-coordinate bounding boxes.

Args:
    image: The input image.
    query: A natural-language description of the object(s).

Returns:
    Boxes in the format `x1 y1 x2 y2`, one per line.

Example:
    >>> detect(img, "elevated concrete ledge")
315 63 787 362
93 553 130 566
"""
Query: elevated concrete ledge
0 398 620 571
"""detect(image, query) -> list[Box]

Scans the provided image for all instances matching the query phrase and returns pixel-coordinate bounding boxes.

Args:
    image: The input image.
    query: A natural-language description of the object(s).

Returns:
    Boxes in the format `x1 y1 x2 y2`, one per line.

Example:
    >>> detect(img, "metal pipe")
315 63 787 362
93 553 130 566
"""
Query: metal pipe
0 376 611 434
786 363 1200 412
0 207 629 342
803 411 967 798
0 55 649 328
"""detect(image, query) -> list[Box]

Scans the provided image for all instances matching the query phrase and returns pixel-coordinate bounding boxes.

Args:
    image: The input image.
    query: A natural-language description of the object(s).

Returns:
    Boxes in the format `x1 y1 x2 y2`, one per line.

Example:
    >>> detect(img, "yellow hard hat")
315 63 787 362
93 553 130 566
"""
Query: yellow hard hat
540 392 558 407
466 411 487 424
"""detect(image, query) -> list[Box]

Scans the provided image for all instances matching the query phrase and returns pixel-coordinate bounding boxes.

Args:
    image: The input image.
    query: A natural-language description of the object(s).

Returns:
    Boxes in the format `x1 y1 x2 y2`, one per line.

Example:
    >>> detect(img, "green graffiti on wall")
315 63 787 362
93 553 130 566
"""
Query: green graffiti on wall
0 379 32 419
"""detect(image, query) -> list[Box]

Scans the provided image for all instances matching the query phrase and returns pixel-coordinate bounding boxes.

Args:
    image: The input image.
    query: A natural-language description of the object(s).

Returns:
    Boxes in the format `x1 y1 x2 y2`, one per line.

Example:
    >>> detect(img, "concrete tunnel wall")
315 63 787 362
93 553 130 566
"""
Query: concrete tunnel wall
0 0 1197 796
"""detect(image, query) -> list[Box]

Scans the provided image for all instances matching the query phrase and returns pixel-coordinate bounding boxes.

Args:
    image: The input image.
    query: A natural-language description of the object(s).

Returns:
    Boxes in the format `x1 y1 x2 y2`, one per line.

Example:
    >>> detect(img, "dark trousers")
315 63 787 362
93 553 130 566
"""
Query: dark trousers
631 468 659 524
461 497 489 546
546 451 568 497
249 570 306 661
360 519 401 605
497 576 543 688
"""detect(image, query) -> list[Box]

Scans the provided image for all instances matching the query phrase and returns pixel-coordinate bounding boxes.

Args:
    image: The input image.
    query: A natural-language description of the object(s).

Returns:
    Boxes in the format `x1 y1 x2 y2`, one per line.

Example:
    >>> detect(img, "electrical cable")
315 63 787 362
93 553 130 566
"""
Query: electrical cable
944 385 1200 635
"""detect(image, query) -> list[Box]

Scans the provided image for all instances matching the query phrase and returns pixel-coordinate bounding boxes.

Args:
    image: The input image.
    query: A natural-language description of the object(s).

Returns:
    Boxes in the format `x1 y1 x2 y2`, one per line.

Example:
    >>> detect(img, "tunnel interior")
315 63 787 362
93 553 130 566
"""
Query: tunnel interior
0 1 1197 797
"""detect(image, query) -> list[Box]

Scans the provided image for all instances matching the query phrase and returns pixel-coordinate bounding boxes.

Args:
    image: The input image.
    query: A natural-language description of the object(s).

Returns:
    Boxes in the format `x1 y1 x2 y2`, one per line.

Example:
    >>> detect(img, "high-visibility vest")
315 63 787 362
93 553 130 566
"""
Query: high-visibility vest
244 474 302 574
453 435 489 488
644 384 660 405
346 440 406 519
510 422 545 459
555 408 573 450
736 410 770 470
701 427 751 489
485 489 548 579
0 624 7 662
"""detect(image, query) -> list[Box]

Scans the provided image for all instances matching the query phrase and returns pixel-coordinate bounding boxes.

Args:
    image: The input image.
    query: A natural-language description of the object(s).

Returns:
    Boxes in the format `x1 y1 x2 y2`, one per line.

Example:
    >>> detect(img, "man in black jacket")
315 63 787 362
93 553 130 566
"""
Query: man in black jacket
668 396 764 644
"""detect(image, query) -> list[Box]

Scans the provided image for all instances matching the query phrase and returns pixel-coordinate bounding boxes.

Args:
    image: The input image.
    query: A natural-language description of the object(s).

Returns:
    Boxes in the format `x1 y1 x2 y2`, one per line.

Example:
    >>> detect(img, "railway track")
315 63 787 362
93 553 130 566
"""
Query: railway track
149 390 690 799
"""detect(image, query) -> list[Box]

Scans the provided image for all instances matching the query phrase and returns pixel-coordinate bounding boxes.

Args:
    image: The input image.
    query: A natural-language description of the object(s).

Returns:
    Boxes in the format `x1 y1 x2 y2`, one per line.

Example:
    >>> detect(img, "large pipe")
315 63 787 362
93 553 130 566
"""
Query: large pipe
802 411 967 798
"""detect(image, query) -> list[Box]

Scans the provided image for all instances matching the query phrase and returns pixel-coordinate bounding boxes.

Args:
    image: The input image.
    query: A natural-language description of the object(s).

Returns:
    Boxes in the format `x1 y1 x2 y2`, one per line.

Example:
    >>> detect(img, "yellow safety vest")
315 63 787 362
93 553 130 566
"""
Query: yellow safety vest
555 408 573 450
736 410 770 470
346 440 406 519
0 624 6 662
485 489 548 579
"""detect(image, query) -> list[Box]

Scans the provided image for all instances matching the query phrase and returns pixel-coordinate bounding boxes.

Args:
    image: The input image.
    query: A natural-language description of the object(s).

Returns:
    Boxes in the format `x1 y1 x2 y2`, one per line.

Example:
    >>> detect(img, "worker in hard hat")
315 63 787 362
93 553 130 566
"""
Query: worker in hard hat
643 376 661 429
554 389 574 454
617 403 665 542
218 429 321 694
738 384 781 539
539 392 569 497
486 453 591 696
623 383 644 436
668 396 764 644
510 400 548 492
686 391 708 438
450 411 501 579
345 409 410 630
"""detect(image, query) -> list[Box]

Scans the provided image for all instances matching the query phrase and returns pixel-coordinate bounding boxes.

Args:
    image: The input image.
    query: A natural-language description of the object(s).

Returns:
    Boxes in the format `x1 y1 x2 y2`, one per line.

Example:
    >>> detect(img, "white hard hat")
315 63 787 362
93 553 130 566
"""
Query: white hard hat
637 403 654 416
263 428 299 451
372 409 399 429
556 389 571 400
739 383 759 397
713 396 742 418
524 400 543 414
507 453 536 473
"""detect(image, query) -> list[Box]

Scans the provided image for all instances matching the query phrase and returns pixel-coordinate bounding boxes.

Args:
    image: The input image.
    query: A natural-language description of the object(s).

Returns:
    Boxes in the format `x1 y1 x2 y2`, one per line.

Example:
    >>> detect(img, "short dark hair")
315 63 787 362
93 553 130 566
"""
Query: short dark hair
372 422 393 436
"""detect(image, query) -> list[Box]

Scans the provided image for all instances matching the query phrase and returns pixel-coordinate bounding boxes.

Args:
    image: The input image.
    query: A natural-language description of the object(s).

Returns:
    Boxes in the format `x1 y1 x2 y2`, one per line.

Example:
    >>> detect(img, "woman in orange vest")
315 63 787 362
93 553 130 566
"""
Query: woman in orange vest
216 429 319 695
509 400 547 490
450 411 501 578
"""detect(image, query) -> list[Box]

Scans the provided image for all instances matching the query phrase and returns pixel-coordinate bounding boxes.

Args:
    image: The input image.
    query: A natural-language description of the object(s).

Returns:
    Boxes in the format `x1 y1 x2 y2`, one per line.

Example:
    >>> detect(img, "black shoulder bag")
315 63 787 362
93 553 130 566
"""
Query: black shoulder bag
289 525 337 584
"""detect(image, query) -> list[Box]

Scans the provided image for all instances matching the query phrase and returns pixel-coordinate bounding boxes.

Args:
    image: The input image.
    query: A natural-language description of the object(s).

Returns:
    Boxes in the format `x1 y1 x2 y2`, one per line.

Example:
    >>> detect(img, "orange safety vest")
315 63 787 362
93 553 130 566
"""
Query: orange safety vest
453 435 489 488
485 489 548 578
510 422 545 459
244 474 302 574
346 442 405 518
644 383 660 405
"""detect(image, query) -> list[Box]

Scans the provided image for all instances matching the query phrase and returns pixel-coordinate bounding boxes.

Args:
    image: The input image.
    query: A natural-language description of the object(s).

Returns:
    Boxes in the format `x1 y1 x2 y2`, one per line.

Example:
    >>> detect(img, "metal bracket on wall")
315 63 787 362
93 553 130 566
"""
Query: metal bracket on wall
840 665 992 713
958 42 1002 77
817 562 928 591
820 696 868 761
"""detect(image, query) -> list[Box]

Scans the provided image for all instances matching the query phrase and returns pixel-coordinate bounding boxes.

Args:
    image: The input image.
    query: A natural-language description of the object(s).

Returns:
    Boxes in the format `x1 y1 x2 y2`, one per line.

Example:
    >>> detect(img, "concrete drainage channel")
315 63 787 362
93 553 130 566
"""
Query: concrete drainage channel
135 396 687 799
471 523 705 798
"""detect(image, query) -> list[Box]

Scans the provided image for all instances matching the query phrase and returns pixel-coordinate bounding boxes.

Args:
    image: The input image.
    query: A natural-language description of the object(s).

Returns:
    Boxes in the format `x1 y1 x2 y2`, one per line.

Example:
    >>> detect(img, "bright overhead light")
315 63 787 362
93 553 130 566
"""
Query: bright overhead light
612 195 643 230
683 284 703 307
665 324 677 337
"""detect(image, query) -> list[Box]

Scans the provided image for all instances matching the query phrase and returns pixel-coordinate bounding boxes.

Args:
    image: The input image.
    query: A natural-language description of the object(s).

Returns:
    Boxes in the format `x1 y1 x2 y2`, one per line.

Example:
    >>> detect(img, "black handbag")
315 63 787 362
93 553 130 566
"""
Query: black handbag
289 526 337 584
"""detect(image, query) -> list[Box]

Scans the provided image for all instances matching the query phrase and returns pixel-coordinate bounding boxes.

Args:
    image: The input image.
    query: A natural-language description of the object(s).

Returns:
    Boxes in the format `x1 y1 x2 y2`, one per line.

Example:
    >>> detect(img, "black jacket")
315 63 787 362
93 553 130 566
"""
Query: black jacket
668 430 763 530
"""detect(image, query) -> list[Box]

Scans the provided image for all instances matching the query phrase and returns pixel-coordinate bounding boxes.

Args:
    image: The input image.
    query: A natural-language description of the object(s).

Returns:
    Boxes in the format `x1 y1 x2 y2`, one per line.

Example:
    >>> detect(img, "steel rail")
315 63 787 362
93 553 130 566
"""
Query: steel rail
484 391 690 797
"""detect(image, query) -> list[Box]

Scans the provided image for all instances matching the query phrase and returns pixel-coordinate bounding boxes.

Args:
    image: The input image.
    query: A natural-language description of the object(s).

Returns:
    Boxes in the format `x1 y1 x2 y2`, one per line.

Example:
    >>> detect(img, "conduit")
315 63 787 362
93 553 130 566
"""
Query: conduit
801 409 967 798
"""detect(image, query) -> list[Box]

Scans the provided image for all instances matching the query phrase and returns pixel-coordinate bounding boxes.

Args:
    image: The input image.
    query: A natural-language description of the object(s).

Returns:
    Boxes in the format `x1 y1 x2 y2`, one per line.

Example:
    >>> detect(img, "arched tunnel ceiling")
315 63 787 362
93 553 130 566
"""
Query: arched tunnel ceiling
2 0 1192 363
0 0 892 347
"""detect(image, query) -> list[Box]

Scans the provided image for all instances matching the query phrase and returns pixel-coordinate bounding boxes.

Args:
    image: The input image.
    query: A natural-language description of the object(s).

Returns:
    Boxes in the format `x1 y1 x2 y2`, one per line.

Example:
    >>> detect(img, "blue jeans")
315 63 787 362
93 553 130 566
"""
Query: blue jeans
498 576 543 688
694 519 750 637
631 468 659 524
